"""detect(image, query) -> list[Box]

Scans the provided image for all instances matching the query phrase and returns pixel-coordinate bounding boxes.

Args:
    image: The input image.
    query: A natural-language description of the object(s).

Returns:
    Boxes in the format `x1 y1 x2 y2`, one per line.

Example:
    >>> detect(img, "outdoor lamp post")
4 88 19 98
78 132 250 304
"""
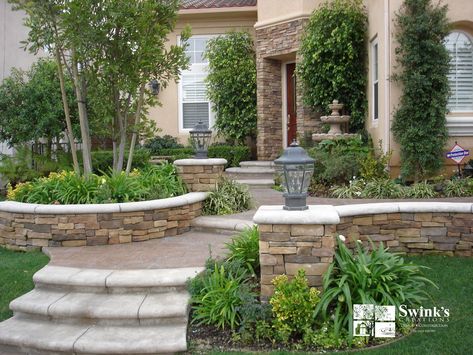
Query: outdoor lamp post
274 140 315 211
189 121 212 159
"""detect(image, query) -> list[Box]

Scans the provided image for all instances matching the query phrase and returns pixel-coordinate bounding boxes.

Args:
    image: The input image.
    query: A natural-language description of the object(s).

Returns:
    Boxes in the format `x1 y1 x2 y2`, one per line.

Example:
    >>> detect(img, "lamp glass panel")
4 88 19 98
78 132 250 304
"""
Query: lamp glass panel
285 164 305 194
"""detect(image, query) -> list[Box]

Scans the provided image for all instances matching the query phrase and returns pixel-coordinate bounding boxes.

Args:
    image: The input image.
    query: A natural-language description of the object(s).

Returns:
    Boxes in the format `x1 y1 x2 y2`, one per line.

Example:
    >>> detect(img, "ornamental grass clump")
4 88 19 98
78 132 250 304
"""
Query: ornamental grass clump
315 236 436 339
202 177 252 215
225 226 260 275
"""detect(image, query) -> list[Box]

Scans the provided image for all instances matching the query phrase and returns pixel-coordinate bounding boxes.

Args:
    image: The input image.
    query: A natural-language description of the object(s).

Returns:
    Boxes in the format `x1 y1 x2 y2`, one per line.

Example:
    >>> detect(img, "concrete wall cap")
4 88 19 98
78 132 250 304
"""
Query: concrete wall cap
253 205 340 225
173 158 227 166
0 192 207 215
335 203 400 217
397 202 473 213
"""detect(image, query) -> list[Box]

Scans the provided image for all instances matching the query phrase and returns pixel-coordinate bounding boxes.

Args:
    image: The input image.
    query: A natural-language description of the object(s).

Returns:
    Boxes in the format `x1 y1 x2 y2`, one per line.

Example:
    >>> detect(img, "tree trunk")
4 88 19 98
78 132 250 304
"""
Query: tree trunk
71 53 93 175
125 83 146 174
54 47 80 175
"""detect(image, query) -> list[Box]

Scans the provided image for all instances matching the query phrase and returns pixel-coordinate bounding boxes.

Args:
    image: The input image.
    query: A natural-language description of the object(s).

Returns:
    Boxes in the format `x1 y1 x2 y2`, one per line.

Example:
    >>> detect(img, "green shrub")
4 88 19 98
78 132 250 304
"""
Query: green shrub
144 135 184 153
443 178 472 197
359 146 390 181
392 0 450 179
137 164 187 199
225 226 260 275
88 149 151 174
270 269 321 343
205 31 257 143
7 164 186 204
361 178 404 199
298 0 368 131
309 138 369 185
202 177 252 215
208 145 250 168
190 261 255 330
315 237 436 338
405 181 437 198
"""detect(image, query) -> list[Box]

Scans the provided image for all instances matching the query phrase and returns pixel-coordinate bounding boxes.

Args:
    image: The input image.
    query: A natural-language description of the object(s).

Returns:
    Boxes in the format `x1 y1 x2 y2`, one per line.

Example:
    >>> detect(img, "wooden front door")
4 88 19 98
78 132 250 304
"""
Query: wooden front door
286 63 297 146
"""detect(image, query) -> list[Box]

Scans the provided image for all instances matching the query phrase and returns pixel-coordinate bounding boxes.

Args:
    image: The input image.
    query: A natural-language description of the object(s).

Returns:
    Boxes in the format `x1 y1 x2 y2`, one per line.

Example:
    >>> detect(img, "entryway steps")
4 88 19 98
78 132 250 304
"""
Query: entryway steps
226 161 276 187
191 215 254 235
0 265 203 354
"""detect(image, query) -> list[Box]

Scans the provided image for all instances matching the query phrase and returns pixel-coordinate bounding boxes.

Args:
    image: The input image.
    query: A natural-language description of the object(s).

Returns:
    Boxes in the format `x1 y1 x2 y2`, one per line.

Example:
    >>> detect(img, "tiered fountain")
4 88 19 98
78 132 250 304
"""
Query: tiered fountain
312 100 357 142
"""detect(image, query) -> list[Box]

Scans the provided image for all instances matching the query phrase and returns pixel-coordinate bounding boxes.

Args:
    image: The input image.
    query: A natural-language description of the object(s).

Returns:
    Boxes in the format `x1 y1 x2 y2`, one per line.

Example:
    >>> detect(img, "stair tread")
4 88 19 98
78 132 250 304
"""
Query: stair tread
191 216 254 231
0 317 187 354
34 265 203 289
11 289 190 320
226 167 275 173
239 161 274 168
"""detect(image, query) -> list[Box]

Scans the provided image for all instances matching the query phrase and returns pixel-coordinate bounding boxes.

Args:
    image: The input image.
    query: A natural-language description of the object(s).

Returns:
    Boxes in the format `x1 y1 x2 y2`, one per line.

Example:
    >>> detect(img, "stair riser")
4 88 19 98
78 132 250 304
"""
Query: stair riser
0 344 68 355
190 226 238 236
12 311 189 327
225 172 275 180
35 284 188 295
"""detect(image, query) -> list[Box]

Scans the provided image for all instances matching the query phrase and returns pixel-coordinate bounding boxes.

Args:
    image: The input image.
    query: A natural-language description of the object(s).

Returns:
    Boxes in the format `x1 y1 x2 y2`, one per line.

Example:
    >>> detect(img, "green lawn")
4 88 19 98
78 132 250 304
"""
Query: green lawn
205 256 473 355
0 247 49 320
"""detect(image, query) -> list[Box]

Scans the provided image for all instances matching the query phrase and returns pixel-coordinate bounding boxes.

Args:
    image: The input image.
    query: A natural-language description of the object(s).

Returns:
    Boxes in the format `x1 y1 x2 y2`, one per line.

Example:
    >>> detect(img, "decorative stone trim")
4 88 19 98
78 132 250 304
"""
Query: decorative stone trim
174 158 227 192
0 192 207 250
256 202 473 298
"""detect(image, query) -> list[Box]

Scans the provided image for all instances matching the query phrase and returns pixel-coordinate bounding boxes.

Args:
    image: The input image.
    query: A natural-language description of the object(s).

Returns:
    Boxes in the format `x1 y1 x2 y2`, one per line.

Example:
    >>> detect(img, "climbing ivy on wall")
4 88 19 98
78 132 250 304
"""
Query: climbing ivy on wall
204 31 257 144
298 0 368 132
392 0 450 180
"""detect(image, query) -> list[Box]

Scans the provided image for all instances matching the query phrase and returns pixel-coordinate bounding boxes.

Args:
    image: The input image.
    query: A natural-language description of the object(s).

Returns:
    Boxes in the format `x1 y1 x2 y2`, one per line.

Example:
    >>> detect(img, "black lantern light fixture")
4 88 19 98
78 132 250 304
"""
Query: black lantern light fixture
149 79 160 96
189 120 212 159
274 140 315 211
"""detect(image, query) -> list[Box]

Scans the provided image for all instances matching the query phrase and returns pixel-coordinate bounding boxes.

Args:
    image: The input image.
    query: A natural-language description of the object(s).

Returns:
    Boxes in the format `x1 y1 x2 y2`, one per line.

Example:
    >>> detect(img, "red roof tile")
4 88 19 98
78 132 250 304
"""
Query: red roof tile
181 0 257 10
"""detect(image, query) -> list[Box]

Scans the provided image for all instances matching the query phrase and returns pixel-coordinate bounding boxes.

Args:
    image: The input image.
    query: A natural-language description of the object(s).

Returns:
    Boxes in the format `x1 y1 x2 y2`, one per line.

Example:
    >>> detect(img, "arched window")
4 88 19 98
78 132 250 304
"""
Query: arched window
445 31 473 112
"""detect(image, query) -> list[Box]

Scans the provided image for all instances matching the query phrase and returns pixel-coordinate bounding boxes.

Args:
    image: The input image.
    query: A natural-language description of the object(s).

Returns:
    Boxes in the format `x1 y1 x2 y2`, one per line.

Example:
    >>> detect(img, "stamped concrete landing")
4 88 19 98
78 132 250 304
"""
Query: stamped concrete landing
44 230 233 269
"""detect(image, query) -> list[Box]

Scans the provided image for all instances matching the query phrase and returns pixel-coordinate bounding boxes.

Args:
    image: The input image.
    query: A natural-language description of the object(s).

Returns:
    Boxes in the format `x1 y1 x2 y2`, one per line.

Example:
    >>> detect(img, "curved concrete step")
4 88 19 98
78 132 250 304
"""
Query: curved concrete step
235 179 274 188
0 317 187 354
239 160 275 168
191 216 254 235
33 265 203 293
10 289 190 326
225 167 275 180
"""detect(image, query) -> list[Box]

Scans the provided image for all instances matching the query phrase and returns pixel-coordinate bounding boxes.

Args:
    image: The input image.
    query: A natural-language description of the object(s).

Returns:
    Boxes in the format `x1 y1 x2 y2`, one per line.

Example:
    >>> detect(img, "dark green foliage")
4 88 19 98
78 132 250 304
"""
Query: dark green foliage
308 137 370 185
0 248 49 320
225 226 260 275
190 260 255 330
148 145 250 167
144 135 184 152
7 164 186 204
316 237 436 338
205 32 257 143
88 149 151 174
202 177 252 215
298 0 368 131
0 59 77 148
392 0 450 180
208 145 251 168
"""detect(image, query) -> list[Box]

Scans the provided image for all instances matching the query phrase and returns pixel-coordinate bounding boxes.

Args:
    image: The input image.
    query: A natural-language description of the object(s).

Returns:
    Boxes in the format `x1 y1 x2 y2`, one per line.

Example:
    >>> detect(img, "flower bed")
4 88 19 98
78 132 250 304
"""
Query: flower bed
0 192 207 249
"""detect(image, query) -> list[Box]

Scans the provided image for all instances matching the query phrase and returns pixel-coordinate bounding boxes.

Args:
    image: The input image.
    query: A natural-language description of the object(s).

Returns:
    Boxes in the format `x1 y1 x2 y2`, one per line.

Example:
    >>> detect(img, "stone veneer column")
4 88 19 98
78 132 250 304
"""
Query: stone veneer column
253 205 341 300
174 158 227 192
256 57 283 161
255 18 322 160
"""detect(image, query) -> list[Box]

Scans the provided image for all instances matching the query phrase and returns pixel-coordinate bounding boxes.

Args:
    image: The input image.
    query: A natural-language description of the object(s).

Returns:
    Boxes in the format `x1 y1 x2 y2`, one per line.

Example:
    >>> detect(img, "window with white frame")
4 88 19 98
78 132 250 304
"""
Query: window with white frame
371 38 379 120
179 36 214 130
445 31 473 112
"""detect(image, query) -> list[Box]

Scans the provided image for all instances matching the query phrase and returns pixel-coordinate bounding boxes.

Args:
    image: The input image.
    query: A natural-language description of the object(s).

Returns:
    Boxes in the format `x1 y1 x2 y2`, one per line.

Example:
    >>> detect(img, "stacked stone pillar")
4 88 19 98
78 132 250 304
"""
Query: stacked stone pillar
174 158 227 192
253 205 340 299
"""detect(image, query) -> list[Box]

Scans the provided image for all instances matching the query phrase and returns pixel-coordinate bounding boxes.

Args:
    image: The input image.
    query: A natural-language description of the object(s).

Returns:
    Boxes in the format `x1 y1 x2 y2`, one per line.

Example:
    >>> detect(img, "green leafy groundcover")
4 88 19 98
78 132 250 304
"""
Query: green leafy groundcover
7 164 186 204
189 234 471 353
0 248 49 321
